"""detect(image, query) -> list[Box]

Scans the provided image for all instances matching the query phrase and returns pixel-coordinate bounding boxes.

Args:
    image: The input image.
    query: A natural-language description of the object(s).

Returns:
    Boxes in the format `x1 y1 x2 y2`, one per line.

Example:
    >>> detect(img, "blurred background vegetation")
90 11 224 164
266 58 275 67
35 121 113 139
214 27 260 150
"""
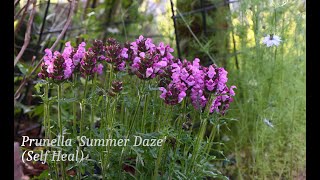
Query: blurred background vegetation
14 0 306 179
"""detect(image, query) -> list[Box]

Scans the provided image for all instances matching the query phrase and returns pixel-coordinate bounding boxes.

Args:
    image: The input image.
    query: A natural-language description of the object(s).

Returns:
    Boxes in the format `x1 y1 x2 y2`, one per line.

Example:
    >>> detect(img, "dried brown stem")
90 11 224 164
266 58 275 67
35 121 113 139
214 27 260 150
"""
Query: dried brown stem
14 0 76 99
14 2 30 20
14 0 31 34
14 0 37 67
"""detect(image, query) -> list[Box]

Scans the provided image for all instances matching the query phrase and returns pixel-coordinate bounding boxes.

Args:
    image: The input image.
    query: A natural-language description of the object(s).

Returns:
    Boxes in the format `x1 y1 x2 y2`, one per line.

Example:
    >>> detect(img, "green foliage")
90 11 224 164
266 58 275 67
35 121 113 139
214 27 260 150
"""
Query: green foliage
14 0 305 179
29 65 229 179
220 1 306 179
172 0 305 178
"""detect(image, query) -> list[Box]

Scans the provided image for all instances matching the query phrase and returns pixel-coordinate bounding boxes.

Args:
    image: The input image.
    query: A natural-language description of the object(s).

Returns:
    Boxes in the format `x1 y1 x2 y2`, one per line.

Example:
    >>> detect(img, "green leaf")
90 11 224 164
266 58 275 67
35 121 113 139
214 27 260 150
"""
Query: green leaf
14 76 23 83
34 83 44 94
17 62 29 75
15 101 34 114
32 170 49 180
31 104 44 118
57 97 78 104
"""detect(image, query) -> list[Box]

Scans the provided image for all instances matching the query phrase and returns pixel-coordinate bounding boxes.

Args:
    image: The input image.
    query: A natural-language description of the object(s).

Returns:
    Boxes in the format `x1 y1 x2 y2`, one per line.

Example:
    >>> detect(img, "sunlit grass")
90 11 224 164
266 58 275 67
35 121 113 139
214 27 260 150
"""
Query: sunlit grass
165 0 305 178
223 0 306 179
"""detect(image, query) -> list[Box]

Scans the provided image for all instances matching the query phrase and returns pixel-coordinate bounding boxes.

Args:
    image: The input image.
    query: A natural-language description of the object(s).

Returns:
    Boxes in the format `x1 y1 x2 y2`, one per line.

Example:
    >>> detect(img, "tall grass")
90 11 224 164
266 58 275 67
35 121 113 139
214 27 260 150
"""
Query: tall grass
223 0 306 179
170 0 306 178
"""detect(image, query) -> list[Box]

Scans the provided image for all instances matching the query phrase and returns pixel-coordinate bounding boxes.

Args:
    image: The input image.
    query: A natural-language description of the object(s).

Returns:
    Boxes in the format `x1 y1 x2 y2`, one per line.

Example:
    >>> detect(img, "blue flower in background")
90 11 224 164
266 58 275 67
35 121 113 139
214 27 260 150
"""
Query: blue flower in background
262 34 282 47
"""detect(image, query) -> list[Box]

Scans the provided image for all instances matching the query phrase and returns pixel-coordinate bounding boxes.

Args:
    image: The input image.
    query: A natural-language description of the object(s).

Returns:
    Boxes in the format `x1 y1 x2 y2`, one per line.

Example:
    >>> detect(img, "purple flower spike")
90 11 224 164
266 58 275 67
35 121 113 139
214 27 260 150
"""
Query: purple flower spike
96 63 104 75
157 42 166 56
73 42 86 66
121 48 128 58
229 85 237 96
207 65 216 79
159 87 167 99
157 56 236 115
178 91 186 103
205 79 215 91
146 67 153 78
62 41 73 60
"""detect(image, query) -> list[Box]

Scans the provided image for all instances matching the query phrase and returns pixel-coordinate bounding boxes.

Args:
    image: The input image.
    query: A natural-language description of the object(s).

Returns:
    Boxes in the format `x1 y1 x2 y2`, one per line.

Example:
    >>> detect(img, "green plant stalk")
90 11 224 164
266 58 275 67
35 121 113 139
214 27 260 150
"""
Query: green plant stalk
171 99 188 175
153 103 172 177
190 95 213 172
78 76 89 179
44 83 55 179
153 138 165 180
81 76 89 136
183 141 191 174
100 91 108 179
267 7 278 99
119 94 141 167
141 91 149 133
138 80 146 131
155 99 164 132
120 96 125 127
120 5 128 41
90 103 94 137
102 94 109 176
47 85 51 141
103 96 118 177
100 153 106 179
90 74 98 138
205 123 217 157
167 106 173 128
103 65 113 132
49 88 58 180
108 64 113 88
189 118 207 173
178 99 187 137
161 103 172 130
267 47 278 100
150 92 157 132
44 83 49 139
55 162 60 180
290 98 296 178
128 92 141 135
57 84 63 137
102 65 115 176
119 80 145 172
57 84 66 180
73 74 77 135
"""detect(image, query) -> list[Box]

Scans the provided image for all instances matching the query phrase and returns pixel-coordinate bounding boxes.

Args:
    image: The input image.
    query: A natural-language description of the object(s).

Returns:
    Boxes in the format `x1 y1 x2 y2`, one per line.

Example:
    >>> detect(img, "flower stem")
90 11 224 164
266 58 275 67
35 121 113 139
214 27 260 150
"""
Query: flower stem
90 74 97 138
57 84 63 137
57 84 66 180
81 76 89 136
44 83 55 179
73 74 77 135
78 77 88 179
44 83 49 139
142 93 149 133
153 137 165 180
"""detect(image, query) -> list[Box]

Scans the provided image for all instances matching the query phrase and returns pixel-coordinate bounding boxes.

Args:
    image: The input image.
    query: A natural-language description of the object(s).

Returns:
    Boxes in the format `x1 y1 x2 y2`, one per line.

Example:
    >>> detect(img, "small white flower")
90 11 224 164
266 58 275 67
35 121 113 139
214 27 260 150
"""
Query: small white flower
107 27 119 34
262 34 282 47
263 118 274 128
222 135 230 142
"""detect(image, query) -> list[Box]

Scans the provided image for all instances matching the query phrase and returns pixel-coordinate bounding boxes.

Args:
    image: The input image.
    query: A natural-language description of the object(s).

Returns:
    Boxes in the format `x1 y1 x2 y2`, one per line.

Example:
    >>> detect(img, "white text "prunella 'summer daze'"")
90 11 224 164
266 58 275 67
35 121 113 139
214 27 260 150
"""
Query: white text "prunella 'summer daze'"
21 135 167 147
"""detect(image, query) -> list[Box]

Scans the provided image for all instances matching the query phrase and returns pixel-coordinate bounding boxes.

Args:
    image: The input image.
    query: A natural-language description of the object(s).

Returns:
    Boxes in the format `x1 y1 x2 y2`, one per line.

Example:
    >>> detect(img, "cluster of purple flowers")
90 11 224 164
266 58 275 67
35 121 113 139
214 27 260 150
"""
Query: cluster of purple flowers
158 58 236 115
38 41 103 80
38 35 236 115
125 35 174 79
104 38 127 71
